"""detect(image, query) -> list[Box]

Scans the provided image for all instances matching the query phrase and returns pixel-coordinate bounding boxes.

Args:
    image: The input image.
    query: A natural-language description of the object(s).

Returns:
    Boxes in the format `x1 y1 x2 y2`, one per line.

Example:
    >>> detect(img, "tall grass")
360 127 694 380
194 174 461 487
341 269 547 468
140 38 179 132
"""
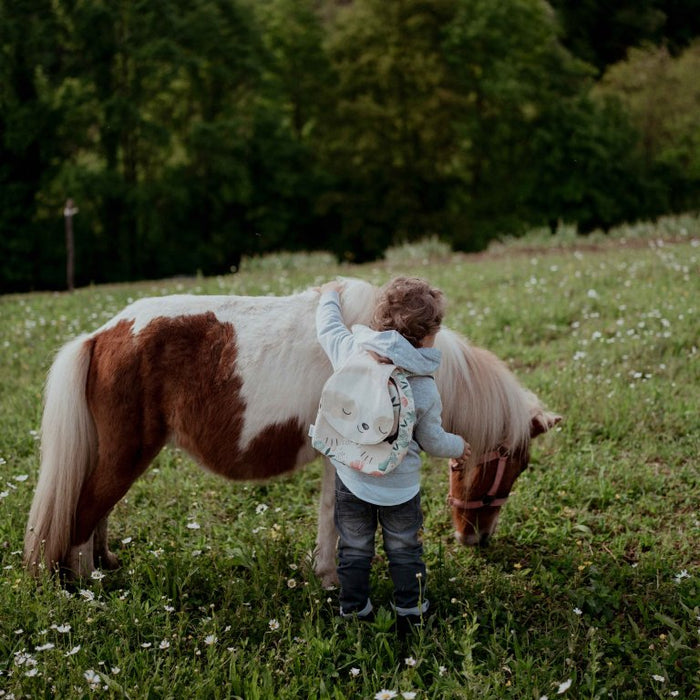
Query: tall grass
0 217 698 698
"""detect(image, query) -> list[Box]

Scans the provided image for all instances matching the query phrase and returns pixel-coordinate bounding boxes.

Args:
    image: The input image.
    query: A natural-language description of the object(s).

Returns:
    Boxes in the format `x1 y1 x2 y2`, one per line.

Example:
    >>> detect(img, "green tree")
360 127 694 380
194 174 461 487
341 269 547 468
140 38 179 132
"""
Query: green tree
244 0 336 258
0 0 64 291
321 0 460 261
595 42 700 213
443 0 592 248
549 0 700 72
525 95 650 233
548 0 666 72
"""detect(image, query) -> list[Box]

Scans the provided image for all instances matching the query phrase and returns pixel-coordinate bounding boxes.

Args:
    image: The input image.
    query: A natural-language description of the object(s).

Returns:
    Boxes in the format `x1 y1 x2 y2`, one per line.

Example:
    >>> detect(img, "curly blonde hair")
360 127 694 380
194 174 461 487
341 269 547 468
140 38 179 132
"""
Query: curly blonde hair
370 276 446 347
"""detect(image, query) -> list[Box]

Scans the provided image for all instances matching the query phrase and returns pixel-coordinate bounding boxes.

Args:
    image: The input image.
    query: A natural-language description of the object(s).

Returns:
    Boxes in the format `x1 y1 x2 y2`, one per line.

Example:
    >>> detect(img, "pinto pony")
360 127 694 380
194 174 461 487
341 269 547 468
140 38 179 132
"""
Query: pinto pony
24 278 559 584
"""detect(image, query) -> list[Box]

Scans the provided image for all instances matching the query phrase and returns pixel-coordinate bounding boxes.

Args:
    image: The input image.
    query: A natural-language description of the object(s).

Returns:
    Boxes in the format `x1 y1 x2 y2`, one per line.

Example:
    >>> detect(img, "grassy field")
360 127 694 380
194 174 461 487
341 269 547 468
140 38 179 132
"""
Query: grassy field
0 215 698 699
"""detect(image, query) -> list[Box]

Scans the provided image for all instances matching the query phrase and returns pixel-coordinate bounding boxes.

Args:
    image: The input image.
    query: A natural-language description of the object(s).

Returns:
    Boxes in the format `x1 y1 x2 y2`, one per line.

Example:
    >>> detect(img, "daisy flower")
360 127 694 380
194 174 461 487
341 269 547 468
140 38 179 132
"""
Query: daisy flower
556 679 572 694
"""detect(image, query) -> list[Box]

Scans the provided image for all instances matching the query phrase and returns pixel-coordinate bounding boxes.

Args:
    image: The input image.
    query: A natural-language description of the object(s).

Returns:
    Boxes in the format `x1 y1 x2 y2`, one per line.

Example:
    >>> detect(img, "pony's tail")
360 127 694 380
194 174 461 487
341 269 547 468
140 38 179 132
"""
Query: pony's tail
24 335 96 574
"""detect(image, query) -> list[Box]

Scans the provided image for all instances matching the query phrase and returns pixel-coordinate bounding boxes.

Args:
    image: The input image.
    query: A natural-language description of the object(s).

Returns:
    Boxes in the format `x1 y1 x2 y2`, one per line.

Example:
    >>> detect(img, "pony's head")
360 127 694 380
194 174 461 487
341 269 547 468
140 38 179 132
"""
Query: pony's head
448 406 561 546
435 330 561 546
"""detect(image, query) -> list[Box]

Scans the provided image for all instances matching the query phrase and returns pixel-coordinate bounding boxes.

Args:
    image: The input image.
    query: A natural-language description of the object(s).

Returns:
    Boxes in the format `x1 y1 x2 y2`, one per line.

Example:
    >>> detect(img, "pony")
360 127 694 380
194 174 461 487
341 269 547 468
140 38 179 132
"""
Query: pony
23 278 560 585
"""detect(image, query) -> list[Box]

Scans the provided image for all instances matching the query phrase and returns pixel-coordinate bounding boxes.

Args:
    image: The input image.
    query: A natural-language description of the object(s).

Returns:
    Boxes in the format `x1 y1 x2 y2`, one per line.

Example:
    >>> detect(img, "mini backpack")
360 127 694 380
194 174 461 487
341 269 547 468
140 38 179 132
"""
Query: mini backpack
309 350 417 476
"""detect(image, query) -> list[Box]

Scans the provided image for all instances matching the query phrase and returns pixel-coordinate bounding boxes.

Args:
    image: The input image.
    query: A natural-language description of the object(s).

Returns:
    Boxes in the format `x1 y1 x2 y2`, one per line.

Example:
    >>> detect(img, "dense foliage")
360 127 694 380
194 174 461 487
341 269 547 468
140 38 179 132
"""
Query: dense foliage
1 0 699 291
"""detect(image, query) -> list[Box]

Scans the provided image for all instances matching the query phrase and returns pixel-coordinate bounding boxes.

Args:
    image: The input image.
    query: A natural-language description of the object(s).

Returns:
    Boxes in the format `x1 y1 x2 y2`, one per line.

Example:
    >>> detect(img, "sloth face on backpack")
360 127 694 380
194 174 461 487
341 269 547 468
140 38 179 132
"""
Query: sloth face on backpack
310 350 415 476
321 384 397 443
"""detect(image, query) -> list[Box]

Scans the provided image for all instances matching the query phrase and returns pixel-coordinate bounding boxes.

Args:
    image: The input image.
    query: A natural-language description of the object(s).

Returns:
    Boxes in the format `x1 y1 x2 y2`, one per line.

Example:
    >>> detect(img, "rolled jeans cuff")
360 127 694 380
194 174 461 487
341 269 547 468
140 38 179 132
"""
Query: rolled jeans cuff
340 598 373 618
394 598 429 617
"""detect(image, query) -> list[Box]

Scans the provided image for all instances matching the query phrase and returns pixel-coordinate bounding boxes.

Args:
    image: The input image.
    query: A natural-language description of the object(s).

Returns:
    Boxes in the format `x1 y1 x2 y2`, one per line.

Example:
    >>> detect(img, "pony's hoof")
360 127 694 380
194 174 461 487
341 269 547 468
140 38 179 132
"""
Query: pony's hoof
319 571 339 589
97 550 120 570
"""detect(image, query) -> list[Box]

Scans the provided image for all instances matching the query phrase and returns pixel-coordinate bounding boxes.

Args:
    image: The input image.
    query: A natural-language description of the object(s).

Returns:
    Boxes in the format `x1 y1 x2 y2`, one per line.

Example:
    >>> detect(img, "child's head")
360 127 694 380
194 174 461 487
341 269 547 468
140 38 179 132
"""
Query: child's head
371 277 446 347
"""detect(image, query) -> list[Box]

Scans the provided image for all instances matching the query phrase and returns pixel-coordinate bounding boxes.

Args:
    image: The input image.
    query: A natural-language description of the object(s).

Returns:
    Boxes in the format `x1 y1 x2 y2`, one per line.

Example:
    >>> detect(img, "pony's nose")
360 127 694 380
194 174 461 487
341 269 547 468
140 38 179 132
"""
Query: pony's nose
361 423 369 430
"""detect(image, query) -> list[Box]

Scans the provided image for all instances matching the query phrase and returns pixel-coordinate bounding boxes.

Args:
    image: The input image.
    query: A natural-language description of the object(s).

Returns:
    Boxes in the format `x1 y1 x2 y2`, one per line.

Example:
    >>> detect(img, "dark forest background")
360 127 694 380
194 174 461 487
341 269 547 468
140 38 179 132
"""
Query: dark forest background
2 0 699 292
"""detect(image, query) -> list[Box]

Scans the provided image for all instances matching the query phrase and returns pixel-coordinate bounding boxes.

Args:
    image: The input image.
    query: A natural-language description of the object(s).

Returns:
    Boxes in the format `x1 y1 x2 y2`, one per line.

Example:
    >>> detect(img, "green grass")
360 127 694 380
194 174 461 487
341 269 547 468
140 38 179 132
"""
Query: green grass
1 216 698 698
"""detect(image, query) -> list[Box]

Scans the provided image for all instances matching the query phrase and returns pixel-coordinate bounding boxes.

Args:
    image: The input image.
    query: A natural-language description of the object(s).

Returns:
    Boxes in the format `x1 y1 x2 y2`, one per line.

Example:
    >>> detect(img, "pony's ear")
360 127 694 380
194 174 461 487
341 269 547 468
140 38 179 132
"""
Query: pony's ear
530 411 562 438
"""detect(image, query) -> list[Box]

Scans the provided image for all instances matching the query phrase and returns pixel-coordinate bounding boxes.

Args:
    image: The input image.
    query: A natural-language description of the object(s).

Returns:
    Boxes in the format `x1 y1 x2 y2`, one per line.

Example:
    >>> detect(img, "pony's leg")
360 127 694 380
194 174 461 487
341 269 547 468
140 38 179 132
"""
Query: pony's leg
93 514 120 570
314 459 339 588
70 433 162 575
65 536 94 579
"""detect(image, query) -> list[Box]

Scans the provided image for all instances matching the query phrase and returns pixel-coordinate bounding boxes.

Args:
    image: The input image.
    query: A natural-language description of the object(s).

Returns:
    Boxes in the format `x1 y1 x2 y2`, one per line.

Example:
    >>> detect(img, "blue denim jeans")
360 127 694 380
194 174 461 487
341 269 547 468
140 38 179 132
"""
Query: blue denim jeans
334 474 428 618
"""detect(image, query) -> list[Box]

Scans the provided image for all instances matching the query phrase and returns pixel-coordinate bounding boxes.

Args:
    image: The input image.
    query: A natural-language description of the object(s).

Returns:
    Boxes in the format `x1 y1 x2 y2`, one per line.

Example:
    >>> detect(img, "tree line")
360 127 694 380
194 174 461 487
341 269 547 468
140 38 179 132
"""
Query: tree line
1 0 699 292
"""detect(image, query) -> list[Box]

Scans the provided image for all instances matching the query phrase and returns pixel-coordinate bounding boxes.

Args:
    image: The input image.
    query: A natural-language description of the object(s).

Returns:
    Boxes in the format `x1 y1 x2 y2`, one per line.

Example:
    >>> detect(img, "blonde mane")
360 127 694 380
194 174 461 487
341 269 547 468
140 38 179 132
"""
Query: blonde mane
434 329 533 465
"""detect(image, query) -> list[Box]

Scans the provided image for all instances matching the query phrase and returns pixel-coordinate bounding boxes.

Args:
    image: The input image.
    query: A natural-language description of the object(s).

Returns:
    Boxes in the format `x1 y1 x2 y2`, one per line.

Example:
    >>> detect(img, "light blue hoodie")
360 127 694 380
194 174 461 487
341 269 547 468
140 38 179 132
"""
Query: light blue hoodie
316 291 466 506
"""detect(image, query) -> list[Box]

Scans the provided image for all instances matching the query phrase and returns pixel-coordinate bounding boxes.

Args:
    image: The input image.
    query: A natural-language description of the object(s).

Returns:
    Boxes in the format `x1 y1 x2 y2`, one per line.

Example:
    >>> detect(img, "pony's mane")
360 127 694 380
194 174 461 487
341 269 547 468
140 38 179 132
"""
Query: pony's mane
435 329 533 465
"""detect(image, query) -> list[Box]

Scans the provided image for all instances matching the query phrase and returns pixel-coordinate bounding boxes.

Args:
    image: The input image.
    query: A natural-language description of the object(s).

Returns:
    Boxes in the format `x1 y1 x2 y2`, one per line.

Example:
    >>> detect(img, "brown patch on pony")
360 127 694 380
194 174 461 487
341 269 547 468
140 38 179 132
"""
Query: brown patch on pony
74 312 305 545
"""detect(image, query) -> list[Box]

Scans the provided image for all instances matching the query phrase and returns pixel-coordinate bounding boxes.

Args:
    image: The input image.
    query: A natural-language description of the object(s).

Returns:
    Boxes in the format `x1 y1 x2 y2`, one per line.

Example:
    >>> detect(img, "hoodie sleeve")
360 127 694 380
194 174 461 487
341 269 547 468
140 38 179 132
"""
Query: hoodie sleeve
316 291 358 369
412 381 466 458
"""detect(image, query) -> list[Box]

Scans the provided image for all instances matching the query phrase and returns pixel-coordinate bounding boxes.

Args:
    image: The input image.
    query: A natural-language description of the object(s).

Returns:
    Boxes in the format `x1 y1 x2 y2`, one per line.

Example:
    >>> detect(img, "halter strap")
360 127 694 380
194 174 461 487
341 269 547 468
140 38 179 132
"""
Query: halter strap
447 449 510 510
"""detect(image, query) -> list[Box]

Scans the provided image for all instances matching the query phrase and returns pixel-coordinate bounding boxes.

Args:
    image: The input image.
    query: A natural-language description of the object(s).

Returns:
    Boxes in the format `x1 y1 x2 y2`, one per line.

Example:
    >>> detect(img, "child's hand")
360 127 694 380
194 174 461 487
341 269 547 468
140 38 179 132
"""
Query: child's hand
318 280 345 295
461 440 472 461
451 440 471 466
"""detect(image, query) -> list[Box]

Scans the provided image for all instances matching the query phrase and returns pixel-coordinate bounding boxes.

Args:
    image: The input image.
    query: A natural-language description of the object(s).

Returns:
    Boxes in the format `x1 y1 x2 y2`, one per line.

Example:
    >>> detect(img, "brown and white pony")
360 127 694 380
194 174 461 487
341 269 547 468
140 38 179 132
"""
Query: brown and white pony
23 278 559 585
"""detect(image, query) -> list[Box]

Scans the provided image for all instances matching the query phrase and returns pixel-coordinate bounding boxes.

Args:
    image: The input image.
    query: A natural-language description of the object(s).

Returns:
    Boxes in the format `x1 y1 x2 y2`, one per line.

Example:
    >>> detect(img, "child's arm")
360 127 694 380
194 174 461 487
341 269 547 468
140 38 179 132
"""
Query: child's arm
315 283 357 368
413 393 470 459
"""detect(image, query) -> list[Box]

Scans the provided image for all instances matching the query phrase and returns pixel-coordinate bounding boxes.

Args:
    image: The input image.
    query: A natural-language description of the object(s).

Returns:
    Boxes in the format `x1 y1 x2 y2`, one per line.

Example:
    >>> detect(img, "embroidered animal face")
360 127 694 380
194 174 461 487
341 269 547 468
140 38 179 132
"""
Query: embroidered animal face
322 387 394 443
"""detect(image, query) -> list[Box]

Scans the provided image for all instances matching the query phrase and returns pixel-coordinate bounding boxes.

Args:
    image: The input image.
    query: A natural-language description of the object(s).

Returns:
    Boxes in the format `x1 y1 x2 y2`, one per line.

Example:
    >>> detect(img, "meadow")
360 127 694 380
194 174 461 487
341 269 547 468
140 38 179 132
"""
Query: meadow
0 216 698 699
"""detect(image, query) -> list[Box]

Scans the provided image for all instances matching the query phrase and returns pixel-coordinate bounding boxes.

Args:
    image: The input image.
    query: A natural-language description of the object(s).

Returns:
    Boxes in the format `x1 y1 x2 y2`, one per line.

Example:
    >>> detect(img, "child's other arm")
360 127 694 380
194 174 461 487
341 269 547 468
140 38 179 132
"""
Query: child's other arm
315 284 356 367
414 396 470 459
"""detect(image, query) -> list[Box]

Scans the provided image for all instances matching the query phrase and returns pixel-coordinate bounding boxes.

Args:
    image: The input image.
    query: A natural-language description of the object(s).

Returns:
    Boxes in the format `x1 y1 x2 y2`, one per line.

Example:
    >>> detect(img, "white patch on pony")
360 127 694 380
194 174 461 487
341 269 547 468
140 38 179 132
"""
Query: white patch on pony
99 281 378 460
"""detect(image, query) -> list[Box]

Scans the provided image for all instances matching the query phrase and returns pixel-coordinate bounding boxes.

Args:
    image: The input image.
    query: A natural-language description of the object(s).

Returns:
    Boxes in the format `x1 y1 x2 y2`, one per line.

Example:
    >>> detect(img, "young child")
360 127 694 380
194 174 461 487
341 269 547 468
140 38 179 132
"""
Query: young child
316 276 471 631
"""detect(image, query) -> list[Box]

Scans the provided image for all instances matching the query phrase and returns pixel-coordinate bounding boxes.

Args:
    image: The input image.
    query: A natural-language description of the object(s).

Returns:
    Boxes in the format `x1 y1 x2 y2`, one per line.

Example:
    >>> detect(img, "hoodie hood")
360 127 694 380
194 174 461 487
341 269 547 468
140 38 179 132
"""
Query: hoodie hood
351 324 441 375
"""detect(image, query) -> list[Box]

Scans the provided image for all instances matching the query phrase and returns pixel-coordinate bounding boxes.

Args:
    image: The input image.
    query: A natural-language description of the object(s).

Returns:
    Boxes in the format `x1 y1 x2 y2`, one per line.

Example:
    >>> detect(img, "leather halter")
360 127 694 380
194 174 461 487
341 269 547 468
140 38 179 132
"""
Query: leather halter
447 447 510 510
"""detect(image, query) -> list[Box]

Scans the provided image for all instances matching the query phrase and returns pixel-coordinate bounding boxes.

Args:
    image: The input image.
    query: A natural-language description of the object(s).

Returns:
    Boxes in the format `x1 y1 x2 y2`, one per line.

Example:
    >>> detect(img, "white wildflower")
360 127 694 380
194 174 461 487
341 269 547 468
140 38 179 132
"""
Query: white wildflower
84 669 101 690
673 569 690 584
556 678 572 694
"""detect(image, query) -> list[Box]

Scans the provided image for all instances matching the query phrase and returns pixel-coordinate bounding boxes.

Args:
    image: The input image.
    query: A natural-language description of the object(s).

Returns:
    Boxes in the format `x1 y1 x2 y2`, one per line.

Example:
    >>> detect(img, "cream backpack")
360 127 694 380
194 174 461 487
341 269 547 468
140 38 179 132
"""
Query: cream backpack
309 350 417 476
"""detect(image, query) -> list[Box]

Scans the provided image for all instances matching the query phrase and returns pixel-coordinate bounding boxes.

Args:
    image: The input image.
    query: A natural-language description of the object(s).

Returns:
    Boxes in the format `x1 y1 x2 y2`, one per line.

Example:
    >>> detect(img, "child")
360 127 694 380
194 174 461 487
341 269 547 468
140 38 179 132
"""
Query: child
316 276 471 630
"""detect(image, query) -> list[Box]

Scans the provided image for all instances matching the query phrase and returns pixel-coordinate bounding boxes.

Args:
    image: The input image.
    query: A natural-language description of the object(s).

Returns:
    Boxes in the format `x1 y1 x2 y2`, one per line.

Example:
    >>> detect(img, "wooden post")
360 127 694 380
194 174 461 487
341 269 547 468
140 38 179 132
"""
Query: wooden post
64 199 78 291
